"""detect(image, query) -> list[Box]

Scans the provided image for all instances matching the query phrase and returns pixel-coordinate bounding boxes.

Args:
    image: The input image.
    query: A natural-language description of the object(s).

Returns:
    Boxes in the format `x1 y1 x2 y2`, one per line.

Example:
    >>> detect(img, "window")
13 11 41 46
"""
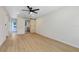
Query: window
11 19 17 32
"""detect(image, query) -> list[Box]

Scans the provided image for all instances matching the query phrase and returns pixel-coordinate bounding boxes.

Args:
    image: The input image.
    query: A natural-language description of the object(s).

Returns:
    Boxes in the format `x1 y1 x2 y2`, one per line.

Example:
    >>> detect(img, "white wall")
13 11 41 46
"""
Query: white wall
0 7 9 46
36 7 79 48
3 8 10 36
17 16 25 34
30 19 36 33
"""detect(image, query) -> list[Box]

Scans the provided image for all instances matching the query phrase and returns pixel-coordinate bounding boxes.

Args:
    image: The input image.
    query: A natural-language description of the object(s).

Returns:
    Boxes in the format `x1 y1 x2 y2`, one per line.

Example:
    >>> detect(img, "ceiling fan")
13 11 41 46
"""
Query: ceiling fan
22 6 40 14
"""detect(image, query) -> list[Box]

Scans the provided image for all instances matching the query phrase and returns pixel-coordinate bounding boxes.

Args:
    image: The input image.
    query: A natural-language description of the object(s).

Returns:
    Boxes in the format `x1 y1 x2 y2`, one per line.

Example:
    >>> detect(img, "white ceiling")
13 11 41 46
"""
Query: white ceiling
5 6 62 18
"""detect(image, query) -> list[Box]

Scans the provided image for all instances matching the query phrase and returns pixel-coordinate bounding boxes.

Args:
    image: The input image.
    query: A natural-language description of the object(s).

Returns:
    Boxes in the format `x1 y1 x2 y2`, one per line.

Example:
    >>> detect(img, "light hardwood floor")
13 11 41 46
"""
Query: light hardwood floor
0 33 79 52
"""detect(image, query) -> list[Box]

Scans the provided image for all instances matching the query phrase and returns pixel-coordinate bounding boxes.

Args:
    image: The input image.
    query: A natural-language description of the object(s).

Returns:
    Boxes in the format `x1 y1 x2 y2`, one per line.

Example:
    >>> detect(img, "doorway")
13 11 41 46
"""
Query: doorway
11 19 17 33
25 19 36 33
25 20 30 33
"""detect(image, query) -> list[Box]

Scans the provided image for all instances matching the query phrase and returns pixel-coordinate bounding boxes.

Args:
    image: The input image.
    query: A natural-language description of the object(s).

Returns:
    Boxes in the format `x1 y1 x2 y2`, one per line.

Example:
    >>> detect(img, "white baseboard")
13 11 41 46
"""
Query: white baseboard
0 38 6 46
36 32 79 48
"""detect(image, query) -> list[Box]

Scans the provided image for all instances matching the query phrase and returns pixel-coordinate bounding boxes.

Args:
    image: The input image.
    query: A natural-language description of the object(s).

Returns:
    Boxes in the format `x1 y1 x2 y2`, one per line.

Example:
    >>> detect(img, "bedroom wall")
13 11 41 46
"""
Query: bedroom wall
17 16 25 34
0 7 9 46
36 7 79 48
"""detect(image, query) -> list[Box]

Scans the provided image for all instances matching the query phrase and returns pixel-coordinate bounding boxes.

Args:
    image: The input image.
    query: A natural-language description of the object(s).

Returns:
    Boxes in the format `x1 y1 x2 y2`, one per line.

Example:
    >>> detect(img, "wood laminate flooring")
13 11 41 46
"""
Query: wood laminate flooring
0 33 79 52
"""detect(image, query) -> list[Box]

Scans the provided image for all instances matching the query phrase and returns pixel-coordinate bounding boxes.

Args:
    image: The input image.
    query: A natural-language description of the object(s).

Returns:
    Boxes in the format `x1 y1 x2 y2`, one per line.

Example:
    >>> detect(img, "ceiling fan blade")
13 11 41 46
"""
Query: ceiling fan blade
22 10 29 11
27 6 30 9
33 9 39 11
27 6 32 9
